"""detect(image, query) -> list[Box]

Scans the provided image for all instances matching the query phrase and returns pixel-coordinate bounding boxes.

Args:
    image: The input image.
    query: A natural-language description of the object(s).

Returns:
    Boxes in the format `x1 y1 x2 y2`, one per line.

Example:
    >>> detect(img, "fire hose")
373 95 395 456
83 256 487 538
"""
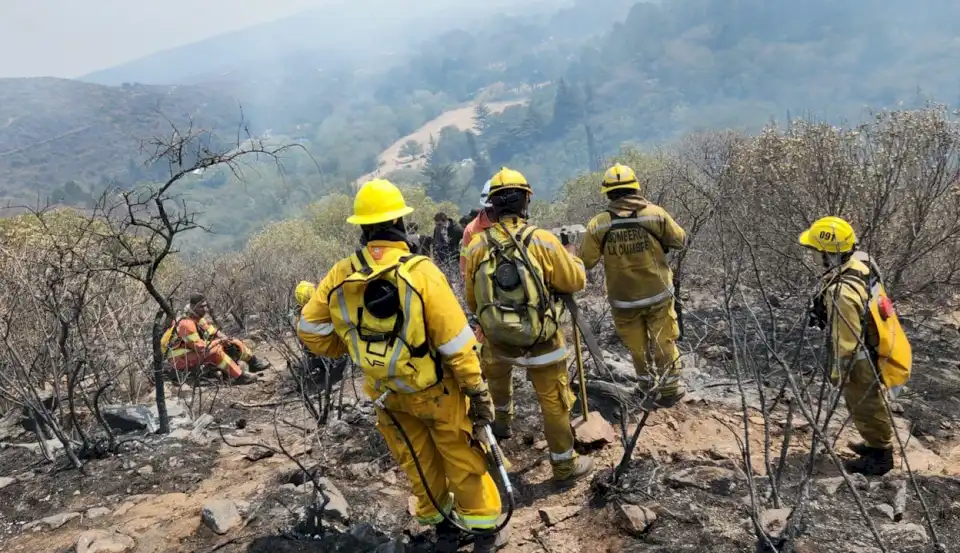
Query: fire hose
373 390 515 537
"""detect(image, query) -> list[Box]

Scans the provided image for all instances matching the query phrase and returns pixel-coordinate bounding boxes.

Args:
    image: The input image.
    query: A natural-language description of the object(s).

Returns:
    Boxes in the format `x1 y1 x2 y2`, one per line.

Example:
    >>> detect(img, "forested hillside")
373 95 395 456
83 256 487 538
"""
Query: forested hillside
415 0 960 200
2 0 959 251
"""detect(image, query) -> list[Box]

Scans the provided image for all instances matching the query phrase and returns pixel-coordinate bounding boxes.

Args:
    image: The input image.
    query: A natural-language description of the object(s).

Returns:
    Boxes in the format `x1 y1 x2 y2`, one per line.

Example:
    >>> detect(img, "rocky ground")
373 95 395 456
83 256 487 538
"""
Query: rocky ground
0 295 959 553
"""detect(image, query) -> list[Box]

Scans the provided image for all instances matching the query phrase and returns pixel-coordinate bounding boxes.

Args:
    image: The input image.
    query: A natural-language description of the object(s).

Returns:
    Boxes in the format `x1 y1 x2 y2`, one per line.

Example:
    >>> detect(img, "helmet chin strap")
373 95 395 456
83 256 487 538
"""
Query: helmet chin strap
820 251 846 269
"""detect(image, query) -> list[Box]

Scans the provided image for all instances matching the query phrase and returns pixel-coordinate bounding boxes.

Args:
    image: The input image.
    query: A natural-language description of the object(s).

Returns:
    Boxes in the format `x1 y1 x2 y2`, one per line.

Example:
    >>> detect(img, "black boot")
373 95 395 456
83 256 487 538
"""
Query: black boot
473 527 510 552
434 520 462 553
247 356 272 373
847 441 871 456
844 446 894 476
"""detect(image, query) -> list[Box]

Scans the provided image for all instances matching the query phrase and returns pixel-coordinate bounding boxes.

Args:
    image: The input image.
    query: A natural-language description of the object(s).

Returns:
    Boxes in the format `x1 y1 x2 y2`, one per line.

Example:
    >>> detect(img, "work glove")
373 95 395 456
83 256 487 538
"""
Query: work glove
463 381 495 439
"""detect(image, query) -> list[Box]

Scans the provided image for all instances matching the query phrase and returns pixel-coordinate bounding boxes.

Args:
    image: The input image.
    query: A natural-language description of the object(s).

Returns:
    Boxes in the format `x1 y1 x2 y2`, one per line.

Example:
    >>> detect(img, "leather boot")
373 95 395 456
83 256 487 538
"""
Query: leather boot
434 520 462 553
655 387 687 408
473 525 510 552
847 441 873 456
247 356 272 373
844 446 894 476
552 455 595 483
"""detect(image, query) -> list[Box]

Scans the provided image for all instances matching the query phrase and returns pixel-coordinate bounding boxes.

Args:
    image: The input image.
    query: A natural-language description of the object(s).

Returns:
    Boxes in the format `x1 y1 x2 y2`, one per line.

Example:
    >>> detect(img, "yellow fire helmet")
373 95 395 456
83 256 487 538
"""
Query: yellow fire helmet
488 167 533 196
347 179 414 225
600 163 640 194
798 216 858 253
295 280 316 307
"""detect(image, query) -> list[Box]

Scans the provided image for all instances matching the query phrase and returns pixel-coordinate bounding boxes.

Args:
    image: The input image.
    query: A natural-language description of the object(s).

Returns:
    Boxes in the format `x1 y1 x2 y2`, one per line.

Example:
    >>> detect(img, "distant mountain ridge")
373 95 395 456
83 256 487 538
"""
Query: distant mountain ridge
80 0 565 86
0 77 245 206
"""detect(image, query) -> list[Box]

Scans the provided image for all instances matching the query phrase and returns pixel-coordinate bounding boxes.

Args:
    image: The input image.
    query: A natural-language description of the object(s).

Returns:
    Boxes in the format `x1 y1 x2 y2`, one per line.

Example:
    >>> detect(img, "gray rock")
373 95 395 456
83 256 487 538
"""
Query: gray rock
136 465 154 476
376 538 406 553
880 522 929 545
314 477 350 522
849 473 869 490
666 466 740 495
382 470 398 486
102 406 157 433
572 412 617 446
234 499 251 518
193 414 215 432
350 522 387 546
0 476 15 490
326 420 353 439
539 506 581 527
817 477 844 496
702 345 731 360
345 462 372 479
148 399 185 420
16 470 36 482
618 504 657 536
759 508 793 539
85 507 112 520
602 351 638 382
874 503 896 521
23 511 81 531
75 529 136 553
201 499 242 535
245 446 275 462
168 428 191 440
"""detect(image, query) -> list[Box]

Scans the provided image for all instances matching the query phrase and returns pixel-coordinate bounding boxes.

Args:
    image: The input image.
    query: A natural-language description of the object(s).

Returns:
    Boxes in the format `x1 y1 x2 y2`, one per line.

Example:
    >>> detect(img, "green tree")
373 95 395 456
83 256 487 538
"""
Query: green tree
422 163 457 201
399 139 424 160
474 103 492 134
551 78 582 133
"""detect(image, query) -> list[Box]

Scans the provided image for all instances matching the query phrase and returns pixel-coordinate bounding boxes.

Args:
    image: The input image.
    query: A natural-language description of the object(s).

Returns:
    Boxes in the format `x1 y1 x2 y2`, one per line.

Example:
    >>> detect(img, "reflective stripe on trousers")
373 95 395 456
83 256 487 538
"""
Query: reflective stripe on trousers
499 346 567 367
610 286 675 310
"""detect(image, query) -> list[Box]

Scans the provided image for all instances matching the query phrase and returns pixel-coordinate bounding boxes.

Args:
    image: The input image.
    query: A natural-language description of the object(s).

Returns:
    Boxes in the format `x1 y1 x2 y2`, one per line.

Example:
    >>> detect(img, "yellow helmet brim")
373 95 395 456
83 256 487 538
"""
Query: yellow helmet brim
798 229 817 249
601 181 640 194
346 205 414 226
489 184 534 196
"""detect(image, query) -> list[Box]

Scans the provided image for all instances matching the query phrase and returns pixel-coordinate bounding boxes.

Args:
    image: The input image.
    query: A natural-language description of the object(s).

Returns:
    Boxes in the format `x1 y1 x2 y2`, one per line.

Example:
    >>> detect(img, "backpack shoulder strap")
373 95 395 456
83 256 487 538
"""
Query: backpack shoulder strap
520 224 538 249
398 254 429 272
350 248 373 275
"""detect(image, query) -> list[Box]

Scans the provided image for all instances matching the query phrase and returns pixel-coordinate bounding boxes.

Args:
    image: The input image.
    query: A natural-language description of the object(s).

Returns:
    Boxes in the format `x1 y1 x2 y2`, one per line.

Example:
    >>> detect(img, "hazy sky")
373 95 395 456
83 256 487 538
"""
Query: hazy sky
0 0 333 78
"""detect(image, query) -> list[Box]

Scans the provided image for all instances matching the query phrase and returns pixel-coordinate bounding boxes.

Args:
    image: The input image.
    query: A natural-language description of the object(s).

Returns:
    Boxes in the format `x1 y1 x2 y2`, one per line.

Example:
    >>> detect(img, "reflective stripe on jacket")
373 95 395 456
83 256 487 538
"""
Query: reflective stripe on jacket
298 240 483 392
581 194 686 309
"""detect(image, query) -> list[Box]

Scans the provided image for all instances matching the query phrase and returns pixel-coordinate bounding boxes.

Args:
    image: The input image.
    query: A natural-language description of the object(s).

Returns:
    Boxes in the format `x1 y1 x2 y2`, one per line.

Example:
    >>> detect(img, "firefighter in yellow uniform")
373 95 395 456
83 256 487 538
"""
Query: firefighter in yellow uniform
463 167 594 483
298 180 505 552
578 164 687 408
799 216 895 476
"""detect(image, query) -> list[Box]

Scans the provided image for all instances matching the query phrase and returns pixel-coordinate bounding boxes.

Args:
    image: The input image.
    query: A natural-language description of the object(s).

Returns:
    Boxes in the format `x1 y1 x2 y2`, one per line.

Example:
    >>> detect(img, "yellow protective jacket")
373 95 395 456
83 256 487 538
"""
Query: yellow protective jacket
298 240 483 395
819 252 879 370
581 194 686 309
463 216 586 366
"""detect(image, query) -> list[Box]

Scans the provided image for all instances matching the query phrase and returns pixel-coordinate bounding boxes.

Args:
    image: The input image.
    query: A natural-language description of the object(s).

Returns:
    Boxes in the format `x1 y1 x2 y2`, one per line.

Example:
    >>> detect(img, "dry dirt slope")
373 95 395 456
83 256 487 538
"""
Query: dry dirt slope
355 99 527 186
1 300 960 553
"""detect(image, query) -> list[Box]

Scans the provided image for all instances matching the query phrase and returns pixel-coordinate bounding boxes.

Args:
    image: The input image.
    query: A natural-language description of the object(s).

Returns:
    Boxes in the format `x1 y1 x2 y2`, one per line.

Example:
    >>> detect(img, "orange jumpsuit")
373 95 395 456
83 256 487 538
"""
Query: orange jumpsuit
163 316 251 378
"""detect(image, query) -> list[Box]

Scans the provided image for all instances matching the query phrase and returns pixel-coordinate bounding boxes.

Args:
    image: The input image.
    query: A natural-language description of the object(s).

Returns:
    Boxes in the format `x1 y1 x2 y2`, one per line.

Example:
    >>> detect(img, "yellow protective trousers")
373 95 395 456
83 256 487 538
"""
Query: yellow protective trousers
480 344 579 476
373 378 502 529
837 357 894 449
611 298 683 397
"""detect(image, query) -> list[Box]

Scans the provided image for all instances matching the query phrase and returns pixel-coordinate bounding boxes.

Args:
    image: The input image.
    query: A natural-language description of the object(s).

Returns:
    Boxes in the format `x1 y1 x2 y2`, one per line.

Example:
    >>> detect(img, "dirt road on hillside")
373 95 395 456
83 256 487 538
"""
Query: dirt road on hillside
356 99 527 186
